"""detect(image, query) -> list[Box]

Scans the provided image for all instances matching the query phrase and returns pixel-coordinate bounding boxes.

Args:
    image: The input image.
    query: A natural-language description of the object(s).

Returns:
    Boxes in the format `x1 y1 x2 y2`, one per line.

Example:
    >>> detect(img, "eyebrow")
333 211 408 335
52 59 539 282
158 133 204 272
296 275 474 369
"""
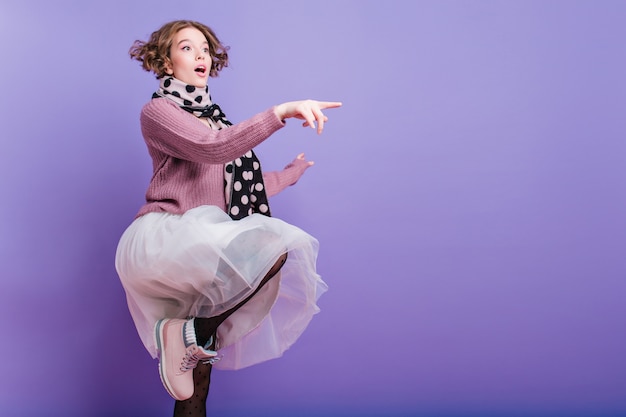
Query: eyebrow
176 39 209 46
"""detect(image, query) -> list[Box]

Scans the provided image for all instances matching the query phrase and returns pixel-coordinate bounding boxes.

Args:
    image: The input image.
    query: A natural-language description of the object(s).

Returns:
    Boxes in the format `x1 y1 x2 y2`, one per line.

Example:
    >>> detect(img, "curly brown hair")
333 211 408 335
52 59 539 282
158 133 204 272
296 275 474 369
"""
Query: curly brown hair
129 20 229 79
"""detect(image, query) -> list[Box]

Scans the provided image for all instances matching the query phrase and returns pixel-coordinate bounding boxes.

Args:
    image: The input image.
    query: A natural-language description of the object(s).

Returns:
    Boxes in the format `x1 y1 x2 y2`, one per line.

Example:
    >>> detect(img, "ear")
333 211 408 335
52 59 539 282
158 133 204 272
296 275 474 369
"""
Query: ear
164 58 174 75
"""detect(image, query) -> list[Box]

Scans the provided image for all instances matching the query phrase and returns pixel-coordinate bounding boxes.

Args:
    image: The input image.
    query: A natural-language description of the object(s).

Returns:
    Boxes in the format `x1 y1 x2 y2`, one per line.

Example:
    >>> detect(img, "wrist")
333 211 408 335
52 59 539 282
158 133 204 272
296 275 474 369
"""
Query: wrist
274 104 285 121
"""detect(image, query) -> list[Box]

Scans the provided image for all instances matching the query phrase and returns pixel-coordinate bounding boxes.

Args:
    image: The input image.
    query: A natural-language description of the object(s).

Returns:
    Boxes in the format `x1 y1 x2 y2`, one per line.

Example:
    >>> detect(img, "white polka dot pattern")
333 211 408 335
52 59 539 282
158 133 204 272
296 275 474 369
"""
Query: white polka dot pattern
224 149 272 220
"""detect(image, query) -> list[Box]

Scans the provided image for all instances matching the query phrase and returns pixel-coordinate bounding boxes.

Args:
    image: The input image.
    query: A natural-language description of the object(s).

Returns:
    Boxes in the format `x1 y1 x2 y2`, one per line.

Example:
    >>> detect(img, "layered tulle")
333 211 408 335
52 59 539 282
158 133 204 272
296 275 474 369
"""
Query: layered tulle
115 205 327 370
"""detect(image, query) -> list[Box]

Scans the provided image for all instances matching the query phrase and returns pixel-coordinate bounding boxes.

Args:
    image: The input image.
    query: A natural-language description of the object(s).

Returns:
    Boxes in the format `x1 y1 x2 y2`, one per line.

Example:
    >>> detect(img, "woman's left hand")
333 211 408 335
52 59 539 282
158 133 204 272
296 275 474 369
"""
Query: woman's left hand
296 152 314 167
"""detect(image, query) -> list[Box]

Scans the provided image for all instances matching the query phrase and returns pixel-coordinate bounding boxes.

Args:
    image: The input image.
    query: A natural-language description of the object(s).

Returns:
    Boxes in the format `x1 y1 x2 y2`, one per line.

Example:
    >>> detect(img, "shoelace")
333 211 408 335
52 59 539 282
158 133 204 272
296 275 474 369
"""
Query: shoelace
177 346 217 374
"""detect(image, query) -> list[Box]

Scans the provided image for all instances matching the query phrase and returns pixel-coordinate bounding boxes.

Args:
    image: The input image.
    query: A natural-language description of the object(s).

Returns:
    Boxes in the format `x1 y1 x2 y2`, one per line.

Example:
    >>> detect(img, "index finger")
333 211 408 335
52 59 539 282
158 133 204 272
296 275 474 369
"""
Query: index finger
317 101 343 110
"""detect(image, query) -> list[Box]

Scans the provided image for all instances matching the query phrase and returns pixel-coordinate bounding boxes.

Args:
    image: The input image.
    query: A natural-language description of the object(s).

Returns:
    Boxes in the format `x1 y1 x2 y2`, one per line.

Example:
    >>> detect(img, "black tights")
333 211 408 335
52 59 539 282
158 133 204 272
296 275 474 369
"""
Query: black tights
172 253 288 417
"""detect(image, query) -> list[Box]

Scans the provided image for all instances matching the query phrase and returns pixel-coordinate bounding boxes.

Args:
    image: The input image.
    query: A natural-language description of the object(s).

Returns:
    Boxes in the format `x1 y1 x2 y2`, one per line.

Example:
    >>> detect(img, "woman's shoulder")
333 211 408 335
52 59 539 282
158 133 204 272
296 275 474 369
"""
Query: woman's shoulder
141 97 191 125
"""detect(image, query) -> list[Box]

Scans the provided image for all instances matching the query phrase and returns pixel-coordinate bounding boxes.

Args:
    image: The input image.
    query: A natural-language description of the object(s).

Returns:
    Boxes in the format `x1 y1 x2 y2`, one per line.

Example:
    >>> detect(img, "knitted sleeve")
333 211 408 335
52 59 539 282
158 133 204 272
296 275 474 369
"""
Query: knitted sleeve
141 98 285 164
263 157 312 197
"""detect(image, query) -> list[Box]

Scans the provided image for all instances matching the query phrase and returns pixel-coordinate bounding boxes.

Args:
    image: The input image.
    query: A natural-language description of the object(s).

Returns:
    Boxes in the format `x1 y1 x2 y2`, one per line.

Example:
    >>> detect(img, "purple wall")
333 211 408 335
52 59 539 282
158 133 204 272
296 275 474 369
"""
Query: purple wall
1 1 625 416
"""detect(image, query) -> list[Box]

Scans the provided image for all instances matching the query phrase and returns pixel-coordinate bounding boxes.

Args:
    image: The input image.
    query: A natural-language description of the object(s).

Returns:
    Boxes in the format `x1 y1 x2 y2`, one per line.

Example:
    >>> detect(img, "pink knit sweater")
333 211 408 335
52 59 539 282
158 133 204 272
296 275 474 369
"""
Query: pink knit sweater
136 98 310 218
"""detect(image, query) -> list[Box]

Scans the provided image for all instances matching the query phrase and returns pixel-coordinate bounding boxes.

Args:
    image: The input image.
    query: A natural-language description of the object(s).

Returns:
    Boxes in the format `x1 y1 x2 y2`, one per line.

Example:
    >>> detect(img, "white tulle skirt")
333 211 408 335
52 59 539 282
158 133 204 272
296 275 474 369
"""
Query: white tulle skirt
115 205 327 370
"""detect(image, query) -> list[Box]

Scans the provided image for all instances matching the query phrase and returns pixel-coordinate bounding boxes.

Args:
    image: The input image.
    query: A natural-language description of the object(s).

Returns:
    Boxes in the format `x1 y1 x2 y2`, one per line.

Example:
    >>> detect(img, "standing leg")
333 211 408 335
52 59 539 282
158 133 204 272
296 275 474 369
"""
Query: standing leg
172 362 212 417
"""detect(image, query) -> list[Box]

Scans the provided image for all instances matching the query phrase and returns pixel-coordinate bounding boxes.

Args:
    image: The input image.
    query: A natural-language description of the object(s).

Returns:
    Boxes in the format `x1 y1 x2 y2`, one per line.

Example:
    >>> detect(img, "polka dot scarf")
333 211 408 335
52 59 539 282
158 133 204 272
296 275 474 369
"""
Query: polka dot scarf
154 76 271 220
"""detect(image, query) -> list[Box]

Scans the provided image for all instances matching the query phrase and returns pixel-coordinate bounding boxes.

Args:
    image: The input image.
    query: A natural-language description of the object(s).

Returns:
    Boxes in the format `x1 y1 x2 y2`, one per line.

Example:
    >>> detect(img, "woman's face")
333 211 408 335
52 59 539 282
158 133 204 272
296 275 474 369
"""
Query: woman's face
165 27 211 88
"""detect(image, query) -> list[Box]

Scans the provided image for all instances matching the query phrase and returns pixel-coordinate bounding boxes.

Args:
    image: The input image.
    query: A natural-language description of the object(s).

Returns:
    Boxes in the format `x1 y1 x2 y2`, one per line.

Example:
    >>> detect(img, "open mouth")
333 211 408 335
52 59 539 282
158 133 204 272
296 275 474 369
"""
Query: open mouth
195 66 207 75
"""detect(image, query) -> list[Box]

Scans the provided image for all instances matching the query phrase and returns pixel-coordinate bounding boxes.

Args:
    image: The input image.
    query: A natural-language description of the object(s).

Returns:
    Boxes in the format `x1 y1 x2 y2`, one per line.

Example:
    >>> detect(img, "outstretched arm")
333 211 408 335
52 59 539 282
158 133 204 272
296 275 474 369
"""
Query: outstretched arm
142 98 341 164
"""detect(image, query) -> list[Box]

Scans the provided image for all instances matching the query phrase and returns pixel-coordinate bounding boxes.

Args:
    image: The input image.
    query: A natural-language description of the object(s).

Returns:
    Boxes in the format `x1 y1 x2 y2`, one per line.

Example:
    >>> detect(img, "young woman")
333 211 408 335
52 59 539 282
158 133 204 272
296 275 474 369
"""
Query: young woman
115 19 341 416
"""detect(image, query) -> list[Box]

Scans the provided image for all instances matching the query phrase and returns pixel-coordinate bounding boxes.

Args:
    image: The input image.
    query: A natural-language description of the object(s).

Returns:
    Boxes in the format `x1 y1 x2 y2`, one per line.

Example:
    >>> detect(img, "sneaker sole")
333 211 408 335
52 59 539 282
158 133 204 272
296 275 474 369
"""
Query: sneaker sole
154 318 183 401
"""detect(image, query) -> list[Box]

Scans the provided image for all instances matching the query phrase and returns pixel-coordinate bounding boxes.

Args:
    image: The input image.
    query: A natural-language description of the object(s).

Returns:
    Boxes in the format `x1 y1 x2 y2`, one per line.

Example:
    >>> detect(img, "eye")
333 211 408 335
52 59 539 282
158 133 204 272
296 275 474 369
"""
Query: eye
203 47 210 53
182 45 191 51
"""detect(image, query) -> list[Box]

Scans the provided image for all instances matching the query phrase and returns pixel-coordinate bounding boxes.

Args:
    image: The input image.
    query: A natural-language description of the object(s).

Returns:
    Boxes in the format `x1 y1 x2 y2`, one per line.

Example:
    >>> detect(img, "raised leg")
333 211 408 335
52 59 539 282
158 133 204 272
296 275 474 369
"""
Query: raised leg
173 253 288 416
194 252 288 346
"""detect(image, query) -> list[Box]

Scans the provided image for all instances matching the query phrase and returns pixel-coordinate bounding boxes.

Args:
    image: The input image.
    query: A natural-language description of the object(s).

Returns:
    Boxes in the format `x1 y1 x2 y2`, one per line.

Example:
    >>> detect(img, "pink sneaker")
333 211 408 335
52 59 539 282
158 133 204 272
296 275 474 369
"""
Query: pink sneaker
154 318 218 400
